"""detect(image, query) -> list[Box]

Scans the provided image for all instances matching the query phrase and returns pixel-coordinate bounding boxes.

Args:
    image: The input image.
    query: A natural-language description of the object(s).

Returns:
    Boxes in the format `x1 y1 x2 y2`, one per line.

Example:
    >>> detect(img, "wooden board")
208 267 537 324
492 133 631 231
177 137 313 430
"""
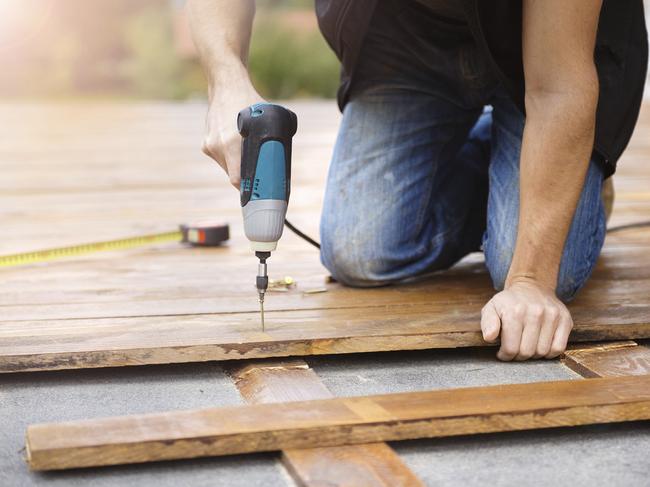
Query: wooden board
2 102 650 375
563 341 650 378
3 301 650 373
228 360 424 487
26 374 650 471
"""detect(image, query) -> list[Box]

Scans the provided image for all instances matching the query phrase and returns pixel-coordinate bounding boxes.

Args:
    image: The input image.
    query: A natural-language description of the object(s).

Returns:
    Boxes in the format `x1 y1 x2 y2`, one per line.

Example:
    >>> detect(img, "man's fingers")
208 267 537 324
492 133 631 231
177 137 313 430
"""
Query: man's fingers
481 302 501 343
546 313 574 359
533 307 559 358
225 147 242 188
497 308 524 361
516 307 543 361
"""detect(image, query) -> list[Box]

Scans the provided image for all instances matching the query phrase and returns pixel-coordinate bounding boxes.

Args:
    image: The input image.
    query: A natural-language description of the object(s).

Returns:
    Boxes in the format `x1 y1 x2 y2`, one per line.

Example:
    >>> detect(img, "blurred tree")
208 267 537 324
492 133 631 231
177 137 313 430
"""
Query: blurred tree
123 6 204 99
0 0 338 100
249 9 339 99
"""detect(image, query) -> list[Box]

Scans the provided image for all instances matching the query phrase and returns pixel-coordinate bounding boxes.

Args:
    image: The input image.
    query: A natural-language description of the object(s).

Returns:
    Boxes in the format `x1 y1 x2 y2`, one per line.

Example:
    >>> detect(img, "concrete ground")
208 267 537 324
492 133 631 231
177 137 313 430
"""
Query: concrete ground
3 348 649 486
311 349 650 487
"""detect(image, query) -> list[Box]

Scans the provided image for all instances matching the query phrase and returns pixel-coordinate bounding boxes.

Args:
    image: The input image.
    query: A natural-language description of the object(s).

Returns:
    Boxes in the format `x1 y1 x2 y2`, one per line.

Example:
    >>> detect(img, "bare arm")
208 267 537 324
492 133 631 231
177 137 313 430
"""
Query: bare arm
187 0 264 187
482 0 602 361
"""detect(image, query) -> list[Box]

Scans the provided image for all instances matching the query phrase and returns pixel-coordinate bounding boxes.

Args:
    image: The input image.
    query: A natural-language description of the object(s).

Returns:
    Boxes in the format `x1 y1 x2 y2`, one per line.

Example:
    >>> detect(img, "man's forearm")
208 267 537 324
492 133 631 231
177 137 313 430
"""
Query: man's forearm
187 0 262 187
508 85 598 291
481 0 602 360
187 0 255 89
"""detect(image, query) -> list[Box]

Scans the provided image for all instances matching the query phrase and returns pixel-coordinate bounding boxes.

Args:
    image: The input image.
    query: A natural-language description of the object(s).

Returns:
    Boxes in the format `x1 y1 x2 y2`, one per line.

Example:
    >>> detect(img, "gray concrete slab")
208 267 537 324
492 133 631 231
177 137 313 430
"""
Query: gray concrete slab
393 423 650 487
309 349 650 486
4 348 649 486
308 348 580 396
0 363 288 487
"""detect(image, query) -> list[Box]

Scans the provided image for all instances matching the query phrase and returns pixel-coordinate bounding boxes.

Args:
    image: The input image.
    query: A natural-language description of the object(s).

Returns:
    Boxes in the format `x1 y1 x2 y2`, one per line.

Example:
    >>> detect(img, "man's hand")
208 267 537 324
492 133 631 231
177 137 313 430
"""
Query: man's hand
202 80 265 188
481 279 573 361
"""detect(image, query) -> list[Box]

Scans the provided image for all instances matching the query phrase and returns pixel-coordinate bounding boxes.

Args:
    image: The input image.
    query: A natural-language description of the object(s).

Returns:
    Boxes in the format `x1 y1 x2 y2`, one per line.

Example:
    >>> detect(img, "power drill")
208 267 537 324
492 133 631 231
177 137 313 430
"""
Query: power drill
238 103 297 331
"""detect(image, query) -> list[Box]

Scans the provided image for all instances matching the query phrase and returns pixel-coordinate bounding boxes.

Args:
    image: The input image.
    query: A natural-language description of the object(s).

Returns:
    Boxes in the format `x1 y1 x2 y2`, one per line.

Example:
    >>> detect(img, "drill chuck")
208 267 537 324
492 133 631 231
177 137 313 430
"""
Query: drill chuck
255 251 270 294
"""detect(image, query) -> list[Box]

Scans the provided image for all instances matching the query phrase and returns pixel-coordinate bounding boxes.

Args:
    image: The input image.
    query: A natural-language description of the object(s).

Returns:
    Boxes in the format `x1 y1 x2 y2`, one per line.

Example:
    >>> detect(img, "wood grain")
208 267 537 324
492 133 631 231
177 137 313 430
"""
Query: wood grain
3 302 650 373
26 375 650 471
2 102 650 376
228 360 424 487
563 341 650 378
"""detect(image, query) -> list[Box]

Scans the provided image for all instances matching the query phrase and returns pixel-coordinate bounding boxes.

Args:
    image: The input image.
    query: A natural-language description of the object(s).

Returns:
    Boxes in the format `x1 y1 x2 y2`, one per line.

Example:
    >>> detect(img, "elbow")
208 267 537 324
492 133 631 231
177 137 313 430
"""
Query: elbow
525 66 599 141
525 63 599 115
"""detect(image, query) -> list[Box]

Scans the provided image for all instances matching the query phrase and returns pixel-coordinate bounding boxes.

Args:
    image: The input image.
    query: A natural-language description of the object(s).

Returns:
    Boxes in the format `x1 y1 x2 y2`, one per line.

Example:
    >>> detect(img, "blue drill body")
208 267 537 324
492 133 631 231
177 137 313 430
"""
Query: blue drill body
238 103 297 329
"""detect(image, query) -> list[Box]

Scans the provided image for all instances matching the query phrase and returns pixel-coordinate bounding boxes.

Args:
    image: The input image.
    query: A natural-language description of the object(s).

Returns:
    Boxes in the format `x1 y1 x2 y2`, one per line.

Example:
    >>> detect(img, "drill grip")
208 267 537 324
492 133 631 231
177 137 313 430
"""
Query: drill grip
238 104 297 250
238 104 297 208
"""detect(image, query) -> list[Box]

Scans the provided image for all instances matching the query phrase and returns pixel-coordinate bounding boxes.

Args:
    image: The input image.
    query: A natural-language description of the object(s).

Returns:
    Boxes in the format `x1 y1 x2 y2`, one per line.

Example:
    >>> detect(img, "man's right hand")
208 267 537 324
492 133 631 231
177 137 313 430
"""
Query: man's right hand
187 0 259 188
202 78 265 189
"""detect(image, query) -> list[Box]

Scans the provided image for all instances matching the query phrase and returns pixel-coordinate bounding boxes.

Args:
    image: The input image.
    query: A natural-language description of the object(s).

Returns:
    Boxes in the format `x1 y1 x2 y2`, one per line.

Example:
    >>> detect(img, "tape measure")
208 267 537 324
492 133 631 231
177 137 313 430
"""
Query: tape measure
0 222 229 268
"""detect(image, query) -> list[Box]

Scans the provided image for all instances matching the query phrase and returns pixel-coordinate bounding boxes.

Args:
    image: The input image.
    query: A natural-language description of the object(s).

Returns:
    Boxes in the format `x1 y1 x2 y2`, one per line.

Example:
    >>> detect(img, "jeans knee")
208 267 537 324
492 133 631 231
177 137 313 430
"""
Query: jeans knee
484 237 514 292
555 276 583 302
320 236 390 288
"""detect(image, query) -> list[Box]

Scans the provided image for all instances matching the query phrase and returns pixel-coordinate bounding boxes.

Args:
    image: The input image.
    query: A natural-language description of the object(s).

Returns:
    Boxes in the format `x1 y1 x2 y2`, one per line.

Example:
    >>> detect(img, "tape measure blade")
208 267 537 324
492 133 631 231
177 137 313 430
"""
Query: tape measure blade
0 231 182 268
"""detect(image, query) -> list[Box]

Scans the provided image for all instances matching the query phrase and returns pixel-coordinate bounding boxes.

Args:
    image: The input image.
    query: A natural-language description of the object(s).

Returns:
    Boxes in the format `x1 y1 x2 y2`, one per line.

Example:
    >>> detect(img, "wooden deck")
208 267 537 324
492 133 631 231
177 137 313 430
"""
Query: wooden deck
1 101 649 373
1 100 650 484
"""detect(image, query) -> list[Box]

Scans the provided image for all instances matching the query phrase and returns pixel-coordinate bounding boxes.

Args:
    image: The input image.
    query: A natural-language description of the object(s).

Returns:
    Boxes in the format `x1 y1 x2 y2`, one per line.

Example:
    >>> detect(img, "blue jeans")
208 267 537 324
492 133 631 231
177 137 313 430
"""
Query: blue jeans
319 0 606 301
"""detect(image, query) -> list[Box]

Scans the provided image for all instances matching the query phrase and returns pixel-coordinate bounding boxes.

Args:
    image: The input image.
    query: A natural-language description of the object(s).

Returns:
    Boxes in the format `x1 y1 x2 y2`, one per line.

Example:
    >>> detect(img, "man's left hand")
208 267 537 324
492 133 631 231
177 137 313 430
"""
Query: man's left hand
480 279 573 361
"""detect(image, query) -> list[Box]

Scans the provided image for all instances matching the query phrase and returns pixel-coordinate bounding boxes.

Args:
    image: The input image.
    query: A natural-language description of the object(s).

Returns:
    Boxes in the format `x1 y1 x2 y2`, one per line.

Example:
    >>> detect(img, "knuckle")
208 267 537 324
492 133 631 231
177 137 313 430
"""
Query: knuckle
536 344 551 356
201 143 213 158
529 305 544 319
503 310 522 323
560 315 574 329
498 352 515 362
203 135 223 154
513 303 525 316
229 174 241 187
545 306 560 321
517 350 533 360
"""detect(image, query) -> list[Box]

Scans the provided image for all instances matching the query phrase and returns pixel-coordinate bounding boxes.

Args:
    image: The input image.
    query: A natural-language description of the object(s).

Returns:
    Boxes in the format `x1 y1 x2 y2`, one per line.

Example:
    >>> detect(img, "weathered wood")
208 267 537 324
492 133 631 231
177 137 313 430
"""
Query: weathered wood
3 302 650 373
563 341 650 378
228 360 424 487
26 375 650 471
2 103 650 375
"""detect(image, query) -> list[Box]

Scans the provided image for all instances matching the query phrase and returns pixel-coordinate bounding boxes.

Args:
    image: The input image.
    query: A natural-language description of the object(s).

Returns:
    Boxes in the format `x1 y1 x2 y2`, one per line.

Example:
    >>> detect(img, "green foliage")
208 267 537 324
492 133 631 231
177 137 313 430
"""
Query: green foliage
122 7 205 99
249 14 340 99
0 0 338 100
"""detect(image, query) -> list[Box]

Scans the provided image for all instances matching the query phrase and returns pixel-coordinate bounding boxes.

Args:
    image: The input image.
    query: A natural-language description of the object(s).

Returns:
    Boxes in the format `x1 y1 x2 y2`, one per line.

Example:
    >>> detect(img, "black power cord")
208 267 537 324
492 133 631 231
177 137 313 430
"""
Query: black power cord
284 219 321 249
606 220 650 234
284 218 650 251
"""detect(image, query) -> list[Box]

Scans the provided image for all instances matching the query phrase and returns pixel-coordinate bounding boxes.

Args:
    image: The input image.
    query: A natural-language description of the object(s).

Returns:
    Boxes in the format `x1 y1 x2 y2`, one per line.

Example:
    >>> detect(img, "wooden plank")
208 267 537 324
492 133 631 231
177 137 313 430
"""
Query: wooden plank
563 341 650 378
26 375 650 471
228 360 424 487
3 302 650 373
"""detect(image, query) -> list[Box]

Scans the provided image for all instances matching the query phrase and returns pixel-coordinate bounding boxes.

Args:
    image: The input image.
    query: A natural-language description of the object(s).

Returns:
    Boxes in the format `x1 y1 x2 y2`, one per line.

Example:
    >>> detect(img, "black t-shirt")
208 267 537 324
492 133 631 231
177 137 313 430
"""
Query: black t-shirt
413 0 466 22
315 0 648 176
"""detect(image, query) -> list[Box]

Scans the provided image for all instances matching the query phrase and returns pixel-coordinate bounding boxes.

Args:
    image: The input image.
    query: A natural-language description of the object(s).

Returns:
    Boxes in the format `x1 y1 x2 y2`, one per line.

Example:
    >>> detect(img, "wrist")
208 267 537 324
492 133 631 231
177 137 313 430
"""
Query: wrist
506 239 561 292
207 60 253 97
505 271 556 293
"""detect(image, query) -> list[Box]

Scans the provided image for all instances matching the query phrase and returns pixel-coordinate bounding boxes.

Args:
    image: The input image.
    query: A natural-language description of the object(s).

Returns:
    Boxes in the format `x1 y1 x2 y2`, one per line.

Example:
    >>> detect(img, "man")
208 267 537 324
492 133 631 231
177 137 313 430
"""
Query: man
188 0 647 361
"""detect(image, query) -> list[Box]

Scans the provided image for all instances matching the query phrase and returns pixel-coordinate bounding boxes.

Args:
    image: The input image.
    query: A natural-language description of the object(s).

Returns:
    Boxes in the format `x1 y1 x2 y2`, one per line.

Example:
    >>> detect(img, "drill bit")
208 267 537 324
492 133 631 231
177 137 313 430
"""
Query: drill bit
255 252 270 332
259 292 265 331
